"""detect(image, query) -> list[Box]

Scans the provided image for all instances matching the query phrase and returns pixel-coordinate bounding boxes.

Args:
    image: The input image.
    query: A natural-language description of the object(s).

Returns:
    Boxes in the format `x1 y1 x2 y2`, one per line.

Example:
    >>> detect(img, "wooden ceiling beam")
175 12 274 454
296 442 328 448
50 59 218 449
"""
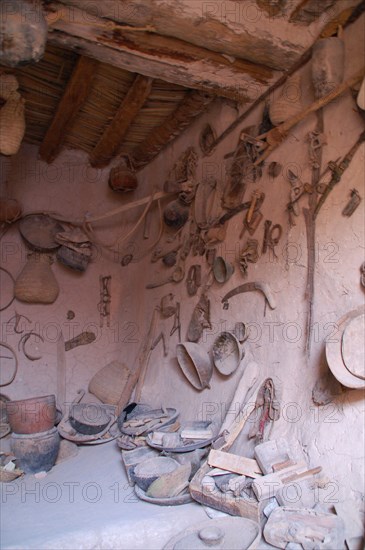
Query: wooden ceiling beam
39 55 98 163
45 2 279 103
129 90 214 170
89 74 153 168
47 0 326 70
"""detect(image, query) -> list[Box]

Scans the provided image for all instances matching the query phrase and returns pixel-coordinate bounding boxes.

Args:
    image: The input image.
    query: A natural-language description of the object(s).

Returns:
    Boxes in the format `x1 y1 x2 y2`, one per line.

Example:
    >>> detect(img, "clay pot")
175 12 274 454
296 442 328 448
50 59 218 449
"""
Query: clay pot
132 456 180 492
0 0 48 68
312 37 345 99
0 198 22 223
11 427 60 474
163 199 189 229
14 252 59 304
109 157 138 192
176 343 213 390
69 403 111 435
6 395 56 434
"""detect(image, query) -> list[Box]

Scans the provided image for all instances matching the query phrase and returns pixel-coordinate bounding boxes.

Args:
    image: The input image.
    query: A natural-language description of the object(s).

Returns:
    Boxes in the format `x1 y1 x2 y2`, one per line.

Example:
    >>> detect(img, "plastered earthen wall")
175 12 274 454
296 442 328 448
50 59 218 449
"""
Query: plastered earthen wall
0 15 364 516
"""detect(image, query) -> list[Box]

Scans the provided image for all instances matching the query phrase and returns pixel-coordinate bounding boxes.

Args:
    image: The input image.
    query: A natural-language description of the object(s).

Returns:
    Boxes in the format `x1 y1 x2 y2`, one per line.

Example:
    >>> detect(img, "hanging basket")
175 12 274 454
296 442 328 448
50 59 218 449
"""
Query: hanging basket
14 252 59 304
269 74 303 126
88 361 130 405
0 74 19 101
0 91 26 156
0 198 22 223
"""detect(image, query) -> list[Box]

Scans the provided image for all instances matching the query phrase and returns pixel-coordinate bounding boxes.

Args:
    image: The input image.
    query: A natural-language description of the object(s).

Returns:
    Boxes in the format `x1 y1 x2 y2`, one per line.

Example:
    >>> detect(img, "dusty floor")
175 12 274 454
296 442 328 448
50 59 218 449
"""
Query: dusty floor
0 440 279 549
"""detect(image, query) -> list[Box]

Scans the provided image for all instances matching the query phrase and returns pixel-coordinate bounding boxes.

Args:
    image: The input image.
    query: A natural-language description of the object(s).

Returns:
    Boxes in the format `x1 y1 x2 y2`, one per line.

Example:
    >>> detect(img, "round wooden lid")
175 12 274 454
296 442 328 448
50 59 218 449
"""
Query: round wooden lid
342 313 365 380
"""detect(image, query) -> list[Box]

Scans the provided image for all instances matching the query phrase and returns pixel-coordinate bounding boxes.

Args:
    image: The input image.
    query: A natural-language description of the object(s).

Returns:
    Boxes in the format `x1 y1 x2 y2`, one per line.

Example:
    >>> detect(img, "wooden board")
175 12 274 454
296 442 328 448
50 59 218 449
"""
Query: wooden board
208 449 262 479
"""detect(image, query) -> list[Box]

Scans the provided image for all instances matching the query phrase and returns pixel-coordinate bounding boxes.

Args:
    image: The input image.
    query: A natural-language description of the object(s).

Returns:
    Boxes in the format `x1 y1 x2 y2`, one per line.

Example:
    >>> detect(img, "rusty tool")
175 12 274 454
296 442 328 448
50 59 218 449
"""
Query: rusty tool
314 131 365 219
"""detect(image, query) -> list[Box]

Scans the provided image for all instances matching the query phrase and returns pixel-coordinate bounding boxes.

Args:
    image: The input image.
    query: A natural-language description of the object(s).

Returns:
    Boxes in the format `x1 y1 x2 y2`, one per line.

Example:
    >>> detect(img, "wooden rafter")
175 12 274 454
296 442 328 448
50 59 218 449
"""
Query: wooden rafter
130 90 214 170
49 0 339 70
45 2 279 103
289 0 337 24
39 55 98 163
89 75 153 168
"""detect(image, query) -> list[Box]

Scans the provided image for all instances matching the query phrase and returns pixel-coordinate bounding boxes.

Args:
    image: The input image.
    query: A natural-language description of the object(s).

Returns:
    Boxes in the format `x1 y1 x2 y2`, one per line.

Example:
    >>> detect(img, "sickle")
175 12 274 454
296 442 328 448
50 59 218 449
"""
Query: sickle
222 281 276 310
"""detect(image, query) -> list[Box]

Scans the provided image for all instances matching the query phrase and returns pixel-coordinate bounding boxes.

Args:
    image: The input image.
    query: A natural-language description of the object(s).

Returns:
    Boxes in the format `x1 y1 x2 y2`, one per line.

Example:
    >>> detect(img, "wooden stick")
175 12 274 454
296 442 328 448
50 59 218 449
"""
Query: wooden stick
116 307 159 414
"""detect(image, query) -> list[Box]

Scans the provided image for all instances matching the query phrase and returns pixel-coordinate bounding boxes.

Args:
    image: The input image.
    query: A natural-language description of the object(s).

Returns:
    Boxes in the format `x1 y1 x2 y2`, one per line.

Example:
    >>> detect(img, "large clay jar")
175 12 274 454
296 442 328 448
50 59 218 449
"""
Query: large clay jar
312 37 345 99
10 427 60 473
6 395 56 434
15 252 59 304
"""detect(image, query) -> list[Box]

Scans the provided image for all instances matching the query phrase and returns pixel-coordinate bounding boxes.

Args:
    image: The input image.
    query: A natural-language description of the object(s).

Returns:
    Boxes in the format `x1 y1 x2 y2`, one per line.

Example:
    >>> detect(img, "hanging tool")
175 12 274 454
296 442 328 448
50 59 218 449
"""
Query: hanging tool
313 131 365 219
98 275 111 327
6 312 31 334
342 189 362 217
186 265 202 296
222 281 276 310
170 302 181 343
262 221 282 257
146 264 185 289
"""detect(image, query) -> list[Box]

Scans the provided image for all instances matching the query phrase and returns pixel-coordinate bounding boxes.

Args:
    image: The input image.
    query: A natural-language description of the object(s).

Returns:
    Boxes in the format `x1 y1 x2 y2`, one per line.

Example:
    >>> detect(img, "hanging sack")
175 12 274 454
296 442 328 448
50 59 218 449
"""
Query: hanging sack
15 253 59 304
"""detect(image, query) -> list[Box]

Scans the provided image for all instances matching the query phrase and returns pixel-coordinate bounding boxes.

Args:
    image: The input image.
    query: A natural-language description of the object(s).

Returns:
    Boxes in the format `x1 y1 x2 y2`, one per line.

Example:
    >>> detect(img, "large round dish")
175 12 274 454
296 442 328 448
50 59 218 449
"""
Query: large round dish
176 343 212 390
325 305 365 389
134 483 192 506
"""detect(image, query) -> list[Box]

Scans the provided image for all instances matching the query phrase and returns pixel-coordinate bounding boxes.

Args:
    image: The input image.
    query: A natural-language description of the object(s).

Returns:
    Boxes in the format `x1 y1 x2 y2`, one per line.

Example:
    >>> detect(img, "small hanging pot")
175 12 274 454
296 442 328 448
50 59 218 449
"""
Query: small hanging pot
14 252 59 304
163 198 189 229
109 156 138 192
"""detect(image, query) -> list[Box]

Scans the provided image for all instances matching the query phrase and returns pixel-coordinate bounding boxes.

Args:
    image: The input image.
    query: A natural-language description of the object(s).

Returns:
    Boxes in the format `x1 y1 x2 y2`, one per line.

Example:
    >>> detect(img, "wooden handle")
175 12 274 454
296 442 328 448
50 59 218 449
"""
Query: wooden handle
282 466 322 484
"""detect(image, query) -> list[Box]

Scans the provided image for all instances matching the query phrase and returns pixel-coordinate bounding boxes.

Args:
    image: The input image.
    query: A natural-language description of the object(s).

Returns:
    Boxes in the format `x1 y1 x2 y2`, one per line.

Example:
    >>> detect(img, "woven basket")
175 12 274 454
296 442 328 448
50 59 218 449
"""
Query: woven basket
0 91 26 156
269 74 303 126
0 74 19 101
14 253 59 304
89 361 130 405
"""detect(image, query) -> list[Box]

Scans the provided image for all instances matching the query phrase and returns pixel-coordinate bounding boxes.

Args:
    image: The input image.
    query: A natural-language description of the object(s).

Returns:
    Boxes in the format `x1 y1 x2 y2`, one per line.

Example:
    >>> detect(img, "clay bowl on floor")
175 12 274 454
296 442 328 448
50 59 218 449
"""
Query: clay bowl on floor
176 343 212 390
6 395 56 434
69 403 111 435
10 427 60 474
132 456 180 492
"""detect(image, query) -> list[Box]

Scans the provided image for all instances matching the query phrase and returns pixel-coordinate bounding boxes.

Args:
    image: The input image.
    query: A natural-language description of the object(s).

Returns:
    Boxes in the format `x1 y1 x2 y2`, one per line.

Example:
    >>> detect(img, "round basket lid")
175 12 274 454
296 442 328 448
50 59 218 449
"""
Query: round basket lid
163 517 260 550
19 215 64 251
325 306 365 389
341 313 365 380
